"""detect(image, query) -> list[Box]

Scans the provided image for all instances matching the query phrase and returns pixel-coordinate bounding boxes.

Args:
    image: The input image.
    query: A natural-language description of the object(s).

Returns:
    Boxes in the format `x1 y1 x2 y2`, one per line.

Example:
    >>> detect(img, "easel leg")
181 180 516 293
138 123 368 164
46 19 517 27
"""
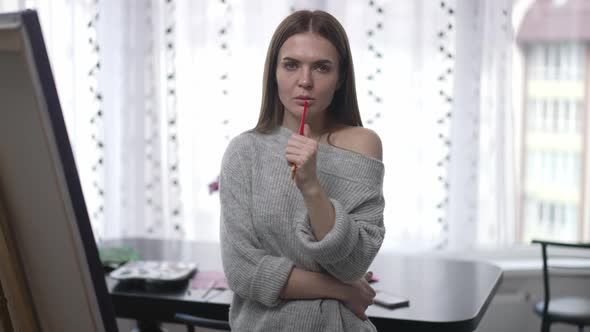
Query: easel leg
0 281 14 332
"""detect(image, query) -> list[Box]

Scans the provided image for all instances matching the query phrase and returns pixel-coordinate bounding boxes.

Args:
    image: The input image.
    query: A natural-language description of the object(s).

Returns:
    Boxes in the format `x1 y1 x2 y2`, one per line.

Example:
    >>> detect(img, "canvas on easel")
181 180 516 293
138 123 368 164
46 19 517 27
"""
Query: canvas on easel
0 190 39 331
0 10 117 332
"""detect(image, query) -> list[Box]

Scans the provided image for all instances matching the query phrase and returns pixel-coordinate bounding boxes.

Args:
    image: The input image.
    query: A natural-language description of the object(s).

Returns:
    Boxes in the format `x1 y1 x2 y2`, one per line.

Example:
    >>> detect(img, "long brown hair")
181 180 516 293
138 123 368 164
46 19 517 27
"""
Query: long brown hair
254 10 362 134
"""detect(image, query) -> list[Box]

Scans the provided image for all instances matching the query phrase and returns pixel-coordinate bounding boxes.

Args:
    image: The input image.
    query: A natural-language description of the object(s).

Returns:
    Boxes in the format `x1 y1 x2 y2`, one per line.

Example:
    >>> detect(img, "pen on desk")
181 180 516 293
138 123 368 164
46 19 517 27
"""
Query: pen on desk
202 280 217 300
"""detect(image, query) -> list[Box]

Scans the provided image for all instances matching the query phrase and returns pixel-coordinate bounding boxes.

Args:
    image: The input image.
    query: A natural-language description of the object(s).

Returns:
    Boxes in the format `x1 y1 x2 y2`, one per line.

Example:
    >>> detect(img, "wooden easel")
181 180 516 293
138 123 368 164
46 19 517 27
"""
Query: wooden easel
0 280 13 332
0 187 40 332
0 23 35 332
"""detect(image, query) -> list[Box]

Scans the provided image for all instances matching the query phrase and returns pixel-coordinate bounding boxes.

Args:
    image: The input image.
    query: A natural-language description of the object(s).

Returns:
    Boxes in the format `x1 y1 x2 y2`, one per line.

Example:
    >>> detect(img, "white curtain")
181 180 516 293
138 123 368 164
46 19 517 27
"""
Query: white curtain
447 0 519 250
475 0 520 248
0 0 519 250
0 0 112 237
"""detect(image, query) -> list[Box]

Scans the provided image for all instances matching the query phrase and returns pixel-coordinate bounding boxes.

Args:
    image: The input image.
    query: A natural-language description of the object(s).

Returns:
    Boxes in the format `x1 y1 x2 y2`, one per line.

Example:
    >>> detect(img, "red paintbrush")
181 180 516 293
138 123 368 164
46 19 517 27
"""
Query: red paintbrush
292 100 308 178
299 100 308 135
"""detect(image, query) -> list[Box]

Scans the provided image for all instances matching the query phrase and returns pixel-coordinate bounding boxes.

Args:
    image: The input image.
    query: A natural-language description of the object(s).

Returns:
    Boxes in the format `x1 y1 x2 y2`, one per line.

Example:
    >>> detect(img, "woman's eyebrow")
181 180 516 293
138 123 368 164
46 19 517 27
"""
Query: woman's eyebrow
281 57 334 65
281 56 300 62
313 59 334 65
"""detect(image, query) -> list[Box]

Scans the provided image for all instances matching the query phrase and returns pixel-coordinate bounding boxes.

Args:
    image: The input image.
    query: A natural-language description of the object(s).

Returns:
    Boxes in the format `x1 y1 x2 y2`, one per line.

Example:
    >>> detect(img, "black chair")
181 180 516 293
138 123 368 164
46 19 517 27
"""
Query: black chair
174 312 231 331
532 239 590 332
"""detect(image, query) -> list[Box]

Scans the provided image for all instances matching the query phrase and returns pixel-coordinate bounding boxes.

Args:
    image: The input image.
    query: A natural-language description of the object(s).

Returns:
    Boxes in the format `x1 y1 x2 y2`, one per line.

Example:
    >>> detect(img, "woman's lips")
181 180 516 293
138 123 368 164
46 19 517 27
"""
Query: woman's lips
294 99 312 106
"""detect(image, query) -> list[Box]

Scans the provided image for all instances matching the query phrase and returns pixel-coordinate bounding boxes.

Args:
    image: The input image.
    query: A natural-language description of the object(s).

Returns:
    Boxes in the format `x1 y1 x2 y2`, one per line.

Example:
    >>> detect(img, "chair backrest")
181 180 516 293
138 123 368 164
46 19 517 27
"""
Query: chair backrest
532 240 590 312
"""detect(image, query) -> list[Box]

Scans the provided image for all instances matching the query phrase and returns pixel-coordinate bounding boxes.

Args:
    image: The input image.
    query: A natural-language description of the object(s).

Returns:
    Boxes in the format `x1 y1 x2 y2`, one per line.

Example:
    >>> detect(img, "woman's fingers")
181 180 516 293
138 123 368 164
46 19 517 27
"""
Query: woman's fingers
286 130 319 186
368 285 376 298
286 143 316 168
286 143 316 157
358 306 368 320
287 138 307 149
350 304 368 321
286 153 305 166
286 146 313 156
288 134 318 149
362 272 377 298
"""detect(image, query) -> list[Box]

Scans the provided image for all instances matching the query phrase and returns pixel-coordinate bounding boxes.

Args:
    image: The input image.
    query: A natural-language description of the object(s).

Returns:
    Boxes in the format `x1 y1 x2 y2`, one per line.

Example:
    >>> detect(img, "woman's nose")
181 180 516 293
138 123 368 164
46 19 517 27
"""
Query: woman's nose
298 68 312 89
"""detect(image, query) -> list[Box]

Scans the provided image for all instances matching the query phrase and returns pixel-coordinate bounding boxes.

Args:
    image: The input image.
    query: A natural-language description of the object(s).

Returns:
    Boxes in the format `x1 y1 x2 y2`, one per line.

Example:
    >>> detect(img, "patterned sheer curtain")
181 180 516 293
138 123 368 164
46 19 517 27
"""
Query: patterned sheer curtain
0 0 518 250
475 0 520 248
448 0 518 250
0 0 112 238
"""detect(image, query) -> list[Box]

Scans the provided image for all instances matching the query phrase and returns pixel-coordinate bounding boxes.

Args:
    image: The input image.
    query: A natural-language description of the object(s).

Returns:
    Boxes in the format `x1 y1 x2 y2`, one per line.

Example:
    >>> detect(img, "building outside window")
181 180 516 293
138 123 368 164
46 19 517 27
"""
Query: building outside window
516 0 590 242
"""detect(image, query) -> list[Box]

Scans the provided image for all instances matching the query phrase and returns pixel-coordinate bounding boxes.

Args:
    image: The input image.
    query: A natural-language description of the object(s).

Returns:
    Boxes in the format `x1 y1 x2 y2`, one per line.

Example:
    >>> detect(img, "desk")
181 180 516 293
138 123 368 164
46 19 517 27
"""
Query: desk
104 238 502 332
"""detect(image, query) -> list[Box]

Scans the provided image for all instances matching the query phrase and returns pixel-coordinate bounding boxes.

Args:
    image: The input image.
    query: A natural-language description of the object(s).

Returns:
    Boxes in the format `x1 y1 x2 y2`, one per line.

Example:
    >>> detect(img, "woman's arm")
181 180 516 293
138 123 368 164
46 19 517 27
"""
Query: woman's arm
287 126 382 241
287 124 335 240
296 190 385 283
279 267 344 300
280 268 376 320
286 126 385 283
298 182 335 241
220 137 295 308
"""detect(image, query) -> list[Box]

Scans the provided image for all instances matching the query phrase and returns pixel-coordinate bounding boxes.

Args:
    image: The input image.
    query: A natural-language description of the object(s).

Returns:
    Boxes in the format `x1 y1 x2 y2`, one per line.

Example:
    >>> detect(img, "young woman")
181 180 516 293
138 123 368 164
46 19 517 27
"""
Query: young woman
220 10 385 331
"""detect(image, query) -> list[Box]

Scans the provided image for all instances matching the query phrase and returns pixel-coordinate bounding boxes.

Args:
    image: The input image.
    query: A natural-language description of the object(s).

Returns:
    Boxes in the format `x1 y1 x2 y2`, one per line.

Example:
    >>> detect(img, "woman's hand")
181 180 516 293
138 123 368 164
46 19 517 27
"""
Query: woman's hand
342 272 376 320
286 124 319 192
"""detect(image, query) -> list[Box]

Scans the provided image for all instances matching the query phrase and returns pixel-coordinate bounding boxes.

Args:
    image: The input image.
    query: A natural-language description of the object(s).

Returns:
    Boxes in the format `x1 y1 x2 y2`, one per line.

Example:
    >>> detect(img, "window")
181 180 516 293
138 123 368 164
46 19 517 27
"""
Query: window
9 0 587 248
517 0 589 243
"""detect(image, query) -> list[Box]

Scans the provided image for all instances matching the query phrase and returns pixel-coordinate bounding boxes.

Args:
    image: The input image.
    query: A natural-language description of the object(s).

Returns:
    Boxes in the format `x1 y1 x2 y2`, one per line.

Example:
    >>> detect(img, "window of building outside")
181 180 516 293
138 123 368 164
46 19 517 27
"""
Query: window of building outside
515 0 589 243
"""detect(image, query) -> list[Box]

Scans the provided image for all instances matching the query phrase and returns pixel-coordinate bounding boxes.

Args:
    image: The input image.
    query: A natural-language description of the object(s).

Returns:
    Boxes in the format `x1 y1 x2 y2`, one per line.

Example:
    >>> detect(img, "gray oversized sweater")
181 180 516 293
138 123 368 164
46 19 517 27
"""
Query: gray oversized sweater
219 126 385 331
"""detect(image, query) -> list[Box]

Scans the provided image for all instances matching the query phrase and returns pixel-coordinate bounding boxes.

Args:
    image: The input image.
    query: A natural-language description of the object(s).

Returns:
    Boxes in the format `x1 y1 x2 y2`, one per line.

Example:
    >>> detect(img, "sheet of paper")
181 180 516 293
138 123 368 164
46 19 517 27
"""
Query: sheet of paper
190 270 229 290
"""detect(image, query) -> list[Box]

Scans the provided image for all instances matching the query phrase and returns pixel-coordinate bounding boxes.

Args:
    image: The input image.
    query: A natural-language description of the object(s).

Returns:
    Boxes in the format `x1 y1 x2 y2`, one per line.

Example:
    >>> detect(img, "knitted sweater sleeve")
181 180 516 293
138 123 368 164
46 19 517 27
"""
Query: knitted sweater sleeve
295 172 385 284
219 136 294 307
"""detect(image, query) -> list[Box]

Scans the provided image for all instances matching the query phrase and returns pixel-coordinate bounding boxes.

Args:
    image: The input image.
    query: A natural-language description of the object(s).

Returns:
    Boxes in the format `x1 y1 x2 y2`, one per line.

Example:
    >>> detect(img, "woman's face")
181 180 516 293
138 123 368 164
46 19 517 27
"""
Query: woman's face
276 32 340 126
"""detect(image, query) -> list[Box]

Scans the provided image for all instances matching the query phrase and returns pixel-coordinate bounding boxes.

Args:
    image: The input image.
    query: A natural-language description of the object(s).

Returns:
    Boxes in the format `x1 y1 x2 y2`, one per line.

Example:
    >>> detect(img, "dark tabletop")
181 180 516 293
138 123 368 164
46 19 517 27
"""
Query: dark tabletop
102 238 502 332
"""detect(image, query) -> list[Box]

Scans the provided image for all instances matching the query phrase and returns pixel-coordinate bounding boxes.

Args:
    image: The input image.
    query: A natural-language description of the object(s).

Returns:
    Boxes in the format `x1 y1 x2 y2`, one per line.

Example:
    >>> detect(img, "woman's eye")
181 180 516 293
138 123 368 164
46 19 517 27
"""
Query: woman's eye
283 62 297 71
315 64 330 73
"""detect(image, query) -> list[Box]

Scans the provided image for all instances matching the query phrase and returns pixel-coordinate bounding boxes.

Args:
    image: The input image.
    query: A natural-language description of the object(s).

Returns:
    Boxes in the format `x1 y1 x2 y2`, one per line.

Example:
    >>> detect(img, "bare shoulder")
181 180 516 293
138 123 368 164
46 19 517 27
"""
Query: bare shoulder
328 126 383 161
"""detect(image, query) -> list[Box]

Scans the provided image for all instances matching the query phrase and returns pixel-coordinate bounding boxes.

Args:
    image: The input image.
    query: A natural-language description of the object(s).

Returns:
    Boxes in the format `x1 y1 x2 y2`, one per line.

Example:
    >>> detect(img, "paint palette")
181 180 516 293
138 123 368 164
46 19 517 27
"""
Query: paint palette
109 260 197 282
